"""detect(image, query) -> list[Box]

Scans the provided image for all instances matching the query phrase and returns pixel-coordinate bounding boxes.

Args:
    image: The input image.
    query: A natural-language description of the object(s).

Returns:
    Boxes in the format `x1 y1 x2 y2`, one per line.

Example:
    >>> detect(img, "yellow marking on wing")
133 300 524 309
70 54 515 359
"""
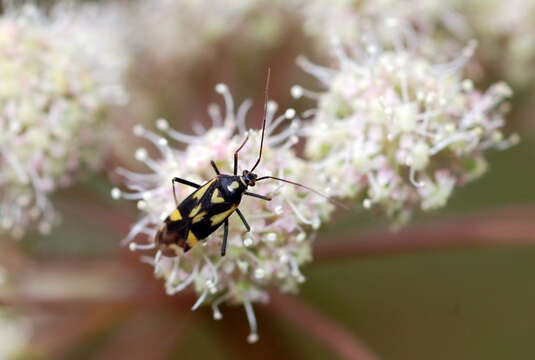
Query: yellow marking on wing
192 211 207 224
186 231 198 248
228 181 240 190
189 204 202 218
210 205 237 226
170 209 182 221
211 188 225 204
192 179 215 200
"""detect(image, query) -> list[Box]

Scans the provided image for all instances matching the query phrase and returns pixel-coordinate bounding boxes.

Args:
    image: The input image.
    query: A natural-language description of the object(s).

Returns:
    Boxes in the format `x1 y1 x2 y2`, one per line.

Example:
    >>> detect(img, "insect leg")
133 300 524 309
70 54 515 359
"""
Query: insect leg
244 191 272 201
221 219 229 256
235 208 251 232
210 160 220 175
172 177 201 206
233 135 249 175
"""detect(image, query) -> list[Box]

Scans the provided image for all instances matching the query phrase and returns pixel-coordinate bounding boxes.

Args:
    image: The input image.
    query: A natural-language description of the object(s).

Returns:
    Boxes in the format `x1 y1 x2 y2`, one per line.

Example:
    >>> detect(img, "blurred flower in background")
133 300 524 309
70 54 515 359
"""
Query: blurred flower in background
0 3 129 238
117 0 300 136
0 310 30 359
293 24 518 224
459 0 535 88
130 0 285 62
113 85 337 342
297 0 535 89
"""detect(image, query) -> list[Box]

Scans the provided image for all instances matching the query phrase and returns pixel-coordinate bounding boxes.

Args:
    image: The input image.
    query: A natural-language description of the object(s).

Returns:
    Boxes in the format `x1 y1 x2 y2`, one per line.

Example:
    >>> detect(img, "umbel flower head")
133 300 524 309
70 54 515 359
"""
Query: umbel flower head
292 27 518 225
112 84 336 342
0 4 128 238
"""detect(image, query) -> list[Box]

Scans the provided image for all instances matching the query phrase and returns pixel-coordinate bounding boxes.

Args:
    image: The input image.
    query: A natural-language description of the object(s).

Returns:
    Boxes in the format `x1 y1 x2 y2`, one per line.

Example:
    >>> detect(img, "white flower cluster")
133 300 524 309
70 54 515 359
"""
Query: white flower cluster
112 85 336 342
298 0 457 52
293 32 517 224
0 4 128 238
297 0 535 88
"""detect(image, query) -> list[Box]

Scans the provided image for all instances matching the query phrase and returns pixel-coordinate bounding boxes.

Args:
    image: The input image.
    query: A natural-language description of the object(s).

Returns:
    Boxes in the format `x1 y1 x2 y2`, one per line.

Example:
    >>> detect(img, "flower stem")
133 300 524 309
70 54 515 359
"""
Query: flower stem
267 293 379 360
94 309 195 360
315 205 535 261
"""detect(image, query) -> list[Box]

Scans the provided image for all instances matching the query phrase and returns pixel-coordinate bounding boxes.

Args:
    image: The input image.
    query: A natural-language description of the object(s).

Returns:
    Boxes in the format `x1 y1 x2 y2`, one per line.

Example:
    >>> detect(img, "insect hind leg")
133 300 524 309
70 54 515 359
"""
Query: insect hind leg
221 219 229 256
172 177 201 206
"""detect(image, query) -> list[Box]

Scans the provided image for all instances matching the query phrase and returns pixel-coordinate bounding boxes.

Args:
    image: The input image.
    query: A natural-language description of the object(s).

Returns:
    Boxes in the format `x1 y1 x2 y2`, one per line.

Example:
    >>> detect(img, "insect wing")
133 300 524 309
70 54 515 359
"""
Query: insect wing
188 181 237 239
177 178 227 239
175 178 216 227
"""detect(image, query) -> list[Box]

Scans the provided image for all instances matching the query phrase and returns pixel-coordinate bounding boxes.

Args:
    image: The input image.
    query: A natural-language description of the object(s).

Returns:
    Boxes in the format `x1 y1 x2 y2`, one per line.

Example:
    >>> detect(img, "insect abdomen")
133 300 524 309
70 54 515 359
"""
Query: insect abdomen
155 210 191 255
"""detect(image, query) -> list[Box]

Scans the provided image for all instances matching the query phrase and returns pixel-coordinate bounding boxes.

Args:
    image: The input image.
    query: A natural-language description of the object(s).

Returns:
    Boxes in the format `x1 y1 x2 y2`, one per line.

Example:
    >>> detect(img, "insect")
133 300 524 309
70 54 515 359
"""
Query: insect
155 68 340 257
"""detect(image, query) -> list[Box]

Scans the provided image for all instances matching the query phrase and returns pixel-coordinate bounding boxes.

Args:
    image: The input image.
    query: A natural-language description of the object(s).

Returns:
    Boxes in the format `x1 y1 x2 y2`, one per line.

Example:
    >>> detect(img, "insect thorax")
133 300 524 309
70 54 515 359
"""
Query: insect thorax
216 174 248 203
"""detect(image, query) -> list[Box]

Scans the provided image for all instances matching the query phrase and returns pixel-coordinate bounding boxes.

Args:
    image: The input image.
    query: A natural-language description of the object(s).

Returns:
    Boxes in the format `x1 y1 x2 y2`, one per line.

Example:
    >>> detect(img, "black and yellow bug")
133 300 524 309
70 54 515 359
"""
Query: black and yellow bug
155 69 338 257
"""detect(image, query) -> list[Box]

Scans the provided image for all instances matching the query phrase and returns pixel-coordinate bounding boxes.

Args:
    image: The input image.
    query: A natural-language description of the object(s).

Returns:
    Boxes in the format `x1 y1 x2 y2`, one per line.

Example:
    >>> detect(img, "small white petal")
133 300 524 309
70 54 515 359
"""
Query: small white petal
285 108 296 119
133 124 145 136
156 118 169 130
291 85 303 98
135 148 148 161
215 83 228 94
111 188 122 199
247 334 259 344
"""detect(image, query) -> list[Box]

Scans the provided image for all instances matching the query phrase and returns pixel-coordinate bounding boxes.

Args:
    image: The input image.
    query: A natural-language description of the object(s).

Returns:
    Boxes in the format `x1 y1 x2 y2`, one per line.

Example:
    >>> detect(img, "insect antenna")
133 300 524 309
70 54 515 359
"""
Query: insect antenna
256 175 348 209
249 67 271 173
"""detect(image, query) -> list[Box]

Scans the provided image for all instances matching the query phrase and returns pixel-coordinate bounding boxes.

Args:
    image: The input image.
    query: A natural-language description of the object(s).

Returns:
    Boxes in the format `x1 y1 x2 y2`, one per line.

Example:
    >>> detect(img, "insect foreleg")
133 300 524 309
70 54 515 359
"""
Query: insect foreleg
172 177 201 206
244 191 272 201
235 208 251 232
221 219 229 256
210 160 220 175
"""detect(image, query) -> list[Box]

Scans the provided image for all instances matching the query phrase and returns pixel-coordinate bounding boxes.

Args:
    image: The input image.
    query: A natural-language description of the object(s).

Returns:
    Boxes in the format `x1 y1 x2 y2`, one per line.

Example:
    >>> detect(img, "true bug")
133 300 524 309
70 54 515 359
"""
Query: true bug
155 69 339 257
